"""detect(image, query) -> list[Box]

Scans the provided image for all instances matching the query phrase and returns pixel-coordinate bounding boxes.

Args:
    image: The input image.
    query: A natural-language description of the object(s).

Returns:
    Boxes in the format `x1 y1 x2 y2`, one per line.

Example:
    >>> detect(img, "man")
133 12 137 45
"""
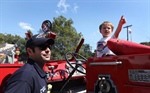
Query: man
3 34 54 93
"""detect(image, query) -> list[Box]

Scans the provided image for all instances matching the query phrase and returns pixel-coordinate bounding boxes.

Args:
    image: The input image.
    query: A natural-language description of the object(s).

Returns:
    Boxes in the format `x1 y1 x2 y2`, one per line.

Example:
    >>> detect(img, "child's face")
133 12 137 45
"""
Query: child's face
100 24 113 37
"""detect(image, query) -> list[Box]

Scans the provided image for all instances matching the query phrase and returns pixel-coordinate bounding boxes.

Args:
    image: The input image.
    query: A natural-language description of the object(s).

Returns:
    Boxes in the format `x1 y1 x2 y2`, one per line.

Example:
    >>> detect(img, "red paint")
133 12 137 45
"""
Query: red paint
107 38 150 55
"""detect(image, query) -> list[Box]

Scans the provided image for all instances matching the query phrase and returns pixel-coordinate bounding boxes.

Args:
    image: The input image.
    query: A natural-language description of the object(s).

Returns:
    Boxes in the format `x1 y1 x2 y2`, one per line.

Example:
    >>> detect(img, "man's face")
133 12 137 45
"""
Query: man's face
28 43 51 63
36 47 51 61
100 24 112 37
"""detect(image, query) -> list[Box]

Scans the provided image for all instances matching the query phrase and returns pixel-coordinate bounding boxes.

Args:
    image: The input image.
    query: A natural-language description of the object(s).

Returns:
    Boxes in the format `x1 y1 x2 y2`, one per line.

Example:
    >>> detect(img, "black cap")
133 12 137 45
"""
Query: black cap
25 34 54 48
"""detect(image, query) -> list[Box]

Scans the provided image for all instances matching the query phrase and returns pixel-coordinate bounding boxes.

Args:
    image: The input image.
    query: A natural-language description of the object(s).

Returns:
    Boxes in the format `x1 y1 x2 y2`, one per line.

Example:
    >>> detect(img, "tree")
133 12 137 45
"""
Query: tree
0 33 26 61
140 42 150 46
51 15 93 60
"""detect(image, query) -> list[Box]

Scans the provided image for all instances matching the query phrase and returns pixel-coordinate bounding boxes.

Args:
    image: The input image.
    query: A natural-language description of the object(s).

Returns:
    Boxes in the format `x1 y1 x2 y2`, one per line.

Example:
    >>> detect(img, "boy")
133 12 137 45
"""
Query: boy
96 15 126 57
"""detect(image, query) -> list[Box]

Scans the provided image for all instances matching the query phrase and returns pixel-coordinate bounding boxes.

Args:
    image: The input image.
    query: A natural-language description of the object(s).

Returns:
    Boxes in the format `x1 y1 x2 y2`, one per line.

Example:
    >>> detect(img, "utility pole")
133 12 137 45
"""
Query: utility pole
123 25 132 41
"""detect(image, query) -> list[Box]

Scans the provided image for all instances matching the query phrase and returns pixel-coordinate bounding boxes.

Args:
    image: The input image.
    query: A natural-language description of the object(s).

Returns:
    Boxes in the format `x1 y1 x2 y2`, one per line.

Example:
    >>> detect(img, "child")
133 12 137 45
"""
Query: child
96 15 126 57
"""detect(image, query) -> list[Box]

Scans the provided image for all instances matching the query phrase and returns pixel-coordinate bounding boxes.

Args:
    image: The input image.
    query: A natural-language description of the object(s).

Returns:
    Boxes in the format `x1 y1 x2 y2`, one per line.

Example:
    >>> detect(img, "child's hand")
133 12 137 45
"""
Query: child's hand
120 15 126 25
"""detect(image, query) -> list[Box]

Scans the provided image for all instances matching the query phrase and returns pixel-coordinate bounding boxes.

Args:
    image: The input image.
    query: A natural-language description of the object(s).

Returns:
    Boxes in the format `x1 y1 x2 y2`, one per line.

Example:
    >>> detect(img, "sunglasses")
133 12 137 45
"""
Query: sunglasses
37 44 52 50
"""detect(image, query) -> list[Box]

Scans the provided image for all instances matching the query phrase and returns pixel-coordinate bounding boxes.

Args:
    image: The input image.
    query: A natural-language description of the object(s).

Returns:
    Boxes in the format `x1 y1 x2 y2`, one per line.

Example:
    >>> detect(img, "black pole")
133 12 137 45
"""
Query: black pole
123 25 132 41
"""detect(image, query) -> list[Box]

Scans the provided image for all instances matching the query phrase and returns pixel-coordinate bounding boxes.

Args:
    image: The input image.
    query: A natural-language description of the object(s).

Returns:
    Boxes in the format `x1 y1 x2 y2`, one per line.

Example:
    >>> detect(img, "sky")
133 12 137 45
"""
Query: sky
0 0 150 52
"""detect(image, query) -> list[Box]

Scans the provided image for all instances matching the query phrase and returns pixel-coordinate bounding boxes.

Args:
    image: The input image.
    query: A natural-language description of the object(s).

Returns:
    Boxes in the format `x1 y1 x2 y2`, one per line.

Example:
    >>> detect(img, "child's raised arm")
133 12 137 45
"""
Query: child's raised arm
114 15 126 38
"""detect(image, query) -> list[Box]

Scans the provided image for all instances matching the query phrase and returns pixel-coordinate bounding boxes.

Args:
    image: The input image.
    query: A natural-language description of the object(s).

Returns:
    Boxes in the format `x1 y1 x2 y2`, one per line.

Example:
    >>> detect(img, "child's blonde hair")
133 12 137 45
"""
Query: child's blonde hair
99 21 114 31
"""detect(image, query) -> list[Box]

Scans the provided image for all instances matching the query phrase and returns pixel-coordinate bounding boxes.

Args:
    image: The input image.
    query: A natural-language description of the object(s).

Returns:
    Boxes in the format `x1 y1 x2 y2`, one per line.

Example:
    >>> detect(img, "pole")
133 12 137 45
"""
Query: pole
123 25 132 41
130 33 132 41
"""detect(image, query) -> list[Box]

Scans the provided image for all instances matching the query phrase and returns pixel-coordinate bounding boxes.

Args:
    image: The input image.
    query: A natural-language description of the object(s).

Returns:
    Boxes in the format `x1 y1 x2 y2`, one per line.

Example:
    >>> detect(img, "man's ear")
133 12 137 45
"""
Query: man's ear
27 48 33 55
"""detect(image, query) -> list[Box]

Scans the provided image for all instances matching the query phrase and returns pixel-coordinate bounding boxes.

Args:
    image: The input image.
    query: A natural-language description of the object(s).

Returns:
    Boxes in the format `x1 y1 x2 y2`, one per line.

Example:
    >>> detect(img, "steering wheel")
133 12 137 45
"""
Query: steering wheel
65 52 87 74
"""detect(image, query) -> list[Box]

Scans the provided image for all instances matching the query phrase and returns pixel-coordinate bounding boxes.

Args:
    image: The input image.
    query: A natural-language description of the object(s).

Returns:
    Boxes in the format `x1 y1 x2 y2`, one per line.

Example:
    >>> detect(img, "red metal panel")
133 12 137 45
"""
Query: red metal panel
107 39 150 55
86 53 150 93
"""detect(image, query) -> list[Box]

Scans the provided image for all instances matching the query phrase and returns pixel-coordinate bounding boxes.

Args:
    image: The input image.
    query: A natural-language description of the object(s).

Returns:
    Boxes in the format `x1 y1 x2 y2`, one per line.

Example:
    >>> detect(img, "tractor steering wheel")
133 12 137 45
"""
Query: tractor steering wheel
65 52 87 74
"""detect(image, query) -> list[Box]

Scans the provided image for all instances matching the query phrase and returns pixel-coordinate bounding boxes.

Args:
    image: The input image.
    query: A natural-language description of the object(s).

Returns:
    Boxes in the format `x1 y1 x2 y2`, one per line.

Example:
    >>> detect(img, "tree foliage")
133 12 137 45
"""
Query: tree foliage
51 16 93 60
140 42 150 46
